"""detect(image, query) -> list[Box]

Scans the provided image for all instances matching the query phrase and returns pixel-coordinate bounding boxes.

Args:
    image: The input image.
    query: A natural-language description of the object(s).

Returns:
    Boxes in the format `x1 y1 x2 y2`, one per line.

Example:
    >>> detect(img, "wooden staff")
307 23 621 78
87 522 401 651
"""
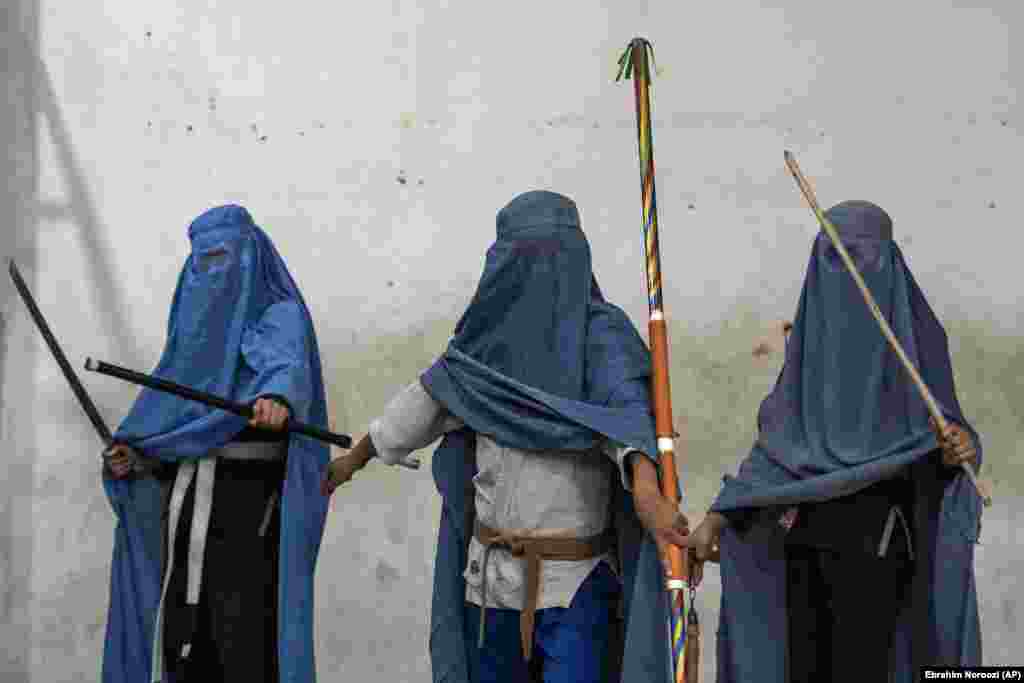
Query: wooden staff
618 37 698 683
783 151 991 507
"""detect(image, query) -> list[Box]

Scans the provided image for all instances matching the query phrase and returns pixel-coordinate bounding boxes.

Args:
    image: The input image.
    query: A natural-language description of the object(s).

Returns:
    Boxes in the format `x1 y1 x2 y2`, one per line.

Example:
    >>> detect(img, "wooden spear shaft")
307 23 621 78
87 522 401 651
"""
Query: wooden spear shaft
621 37 696 683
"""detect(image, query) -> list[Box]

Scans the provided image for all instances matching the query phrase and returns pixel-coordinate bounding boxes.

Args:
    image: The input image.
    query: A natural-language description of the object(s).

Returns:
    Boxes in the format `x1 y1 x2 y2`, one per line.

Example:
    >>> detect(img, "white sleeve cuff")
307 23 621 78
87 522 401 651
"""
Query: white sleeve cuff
369 379 464 466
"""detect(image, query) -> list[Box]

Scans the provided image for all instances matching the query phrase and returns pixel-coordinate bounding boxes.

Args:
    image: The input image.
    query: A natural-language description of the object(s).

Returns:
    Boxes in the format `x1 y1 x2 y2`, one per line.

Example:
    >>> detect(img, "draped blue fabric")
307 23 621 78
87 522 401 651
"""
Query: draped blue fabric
101 205 330 683
423 191 673 683
711 201 983 681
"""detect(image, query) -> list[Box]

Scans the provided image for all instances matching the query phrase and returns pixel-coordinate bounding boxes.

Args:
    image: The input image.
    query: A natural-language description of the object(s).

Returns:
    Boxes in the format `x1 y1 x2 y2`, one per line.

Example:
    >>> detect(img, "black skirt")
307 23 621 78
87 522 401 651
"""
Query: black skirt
162 456 285 683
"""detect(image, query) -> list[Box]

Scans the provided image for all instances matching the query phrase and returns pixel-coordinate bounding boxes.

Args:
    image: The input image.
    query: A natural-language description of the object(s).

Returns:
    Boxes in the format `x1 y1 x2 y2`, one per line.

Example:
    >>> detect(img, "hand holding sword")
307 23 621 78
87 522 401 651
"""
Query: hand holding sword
9 258 416 478
103 396 293 478
6 260 138 476
83 358 420 470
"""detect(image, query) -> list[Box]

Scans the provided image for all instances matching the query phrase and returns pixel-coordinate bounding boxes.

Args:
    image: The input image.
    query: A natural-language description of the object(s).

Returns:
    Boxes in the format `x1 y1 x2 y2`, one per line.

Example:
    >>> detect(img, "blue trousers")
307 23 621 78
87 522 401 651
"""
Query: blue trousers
463 562 619 683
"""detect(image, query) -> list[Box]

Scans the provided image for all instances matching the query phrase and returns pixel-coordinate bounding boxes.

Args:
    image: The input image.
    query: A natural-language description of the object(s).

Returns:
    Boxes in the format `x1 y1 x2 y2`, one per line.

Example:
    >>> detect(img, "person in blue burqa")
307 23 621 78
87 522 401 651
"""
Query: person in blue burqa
323 190 692 683
686 200 983 683
99 205 330 683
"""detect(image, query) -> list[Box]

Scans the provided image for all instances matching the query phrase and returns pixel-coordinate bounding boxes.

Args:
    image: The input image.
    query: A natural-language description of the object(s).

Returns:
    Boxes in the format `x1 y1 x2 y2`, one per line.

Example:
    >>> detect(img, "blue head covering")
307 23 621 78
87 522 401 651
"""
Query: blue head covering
450 191 596 400
711 201 983 681
423 191 656 452
423 191 676 682
101 206 329 683
114 205 310 451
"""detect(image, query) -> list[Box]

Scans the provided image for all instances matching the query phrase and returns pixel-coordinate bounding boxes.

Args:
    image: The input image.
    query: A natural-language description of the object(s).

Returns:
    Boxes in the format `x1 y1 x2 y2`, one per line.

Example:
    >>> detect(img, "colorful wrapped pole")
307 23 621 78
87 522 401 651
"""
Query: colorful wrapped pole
617 38 699 683
782 151 991 507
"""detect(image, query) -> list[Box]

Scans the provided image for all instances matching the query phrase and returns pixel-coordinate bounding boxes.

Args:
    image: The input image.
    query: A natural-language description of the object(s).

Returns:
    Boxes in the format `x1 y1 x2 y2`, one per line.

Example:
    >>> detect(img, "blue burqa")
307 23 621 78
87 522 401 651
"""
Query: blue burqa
422 190 678 683
100 205 330 683
710 201 984 682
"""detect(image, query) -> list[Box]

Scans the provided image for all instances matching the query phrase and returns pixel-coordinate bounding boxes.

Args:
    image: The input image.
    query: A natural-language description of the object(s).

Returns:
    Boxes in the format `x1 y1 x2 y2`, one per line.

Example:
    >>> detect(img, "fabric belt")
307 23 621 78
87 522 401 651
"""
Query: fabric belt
473 520 613 662
151 458 217 682
878 504 915 560
214 440 286 462
149 441 284 681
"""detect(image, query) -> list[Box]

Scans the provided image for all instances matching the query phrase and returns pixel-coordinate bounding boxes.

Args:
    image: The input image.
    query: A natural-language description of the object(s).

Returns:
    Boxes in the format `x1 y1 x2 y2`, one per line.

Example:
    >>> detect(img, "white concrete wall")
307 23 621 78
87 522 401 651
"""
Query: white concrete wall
2 0 1021 680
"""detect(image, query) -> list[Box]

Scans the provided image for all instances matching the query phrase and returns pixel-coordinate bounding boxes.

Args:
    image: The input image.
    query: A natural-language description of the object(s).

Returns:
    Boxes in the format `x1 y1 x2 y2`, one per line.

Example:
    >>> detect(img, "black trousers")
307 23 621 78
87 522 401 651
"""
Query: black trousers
163 460 283 683
786 545 912 683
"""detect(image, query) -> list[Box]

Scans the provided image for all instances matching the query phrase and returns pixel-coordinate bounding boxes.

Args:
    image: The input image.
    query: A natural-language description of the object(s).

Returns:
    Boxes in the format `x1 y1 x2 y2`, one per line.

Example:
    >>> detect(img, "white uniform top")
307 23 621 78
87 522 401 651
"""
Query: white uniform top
370 377 640 611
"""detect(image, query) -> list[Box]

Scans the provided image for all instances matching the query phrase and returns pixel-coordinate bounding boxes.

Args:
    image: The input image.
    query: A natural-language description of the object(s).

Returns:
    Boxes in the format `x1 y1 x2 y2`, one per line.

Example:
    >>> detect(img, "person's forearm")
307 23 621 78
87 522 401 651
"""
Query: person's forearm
629 452 662 498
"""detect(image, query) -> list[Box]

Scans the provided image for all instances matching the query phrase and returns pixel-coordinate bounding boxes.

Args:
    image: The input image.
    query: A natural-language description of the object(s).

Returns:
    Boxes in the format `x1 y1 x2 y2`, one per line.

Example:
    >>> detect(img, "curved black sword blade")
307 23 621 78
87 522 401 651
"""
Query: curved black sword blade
8 259 113 446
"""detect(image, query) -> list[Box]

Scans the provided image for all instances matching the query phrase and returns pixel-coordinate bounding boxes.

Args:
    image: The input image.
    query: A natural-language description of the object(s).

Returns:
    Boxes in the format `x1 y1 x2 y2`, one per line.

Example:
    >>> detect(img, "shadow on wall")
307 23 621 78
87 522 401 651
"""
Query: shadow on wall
31 30 144 370
2 5 149 679
1 1 38 680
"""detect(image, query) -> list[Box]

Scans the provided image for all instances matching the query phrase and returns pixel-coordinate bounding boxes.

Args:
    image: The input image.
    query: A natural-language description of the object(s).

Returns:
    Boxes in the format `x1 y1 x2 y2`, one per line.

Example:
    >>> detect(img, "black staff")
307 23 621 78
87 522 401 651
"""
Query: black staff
85 358 419 469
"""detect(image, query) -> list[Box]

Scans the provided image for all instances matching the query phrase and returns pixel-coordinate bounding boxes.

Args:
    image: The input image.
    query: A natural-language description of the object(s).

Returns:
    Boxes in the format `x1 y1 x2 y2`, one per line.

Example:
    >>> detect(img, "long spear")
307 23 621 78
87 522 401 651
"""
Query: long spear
782 151 991 506
617 38 699 683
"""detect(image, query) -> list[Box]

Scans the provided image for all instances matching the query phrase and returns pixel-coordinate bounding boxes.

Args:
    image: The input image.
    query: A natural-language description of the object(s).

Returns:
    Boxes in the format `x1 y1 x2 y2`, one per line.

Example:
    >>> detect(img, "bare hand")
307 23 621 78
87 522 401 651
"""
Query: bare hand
752 320 794 358
322 455 360 496
687 513 726 563
633 486 691 573
250 397 290 431
931 417 977 469
680 513 728 588
628 454 690 574
103 444 138 479
321 435 377 497
634 489 690 546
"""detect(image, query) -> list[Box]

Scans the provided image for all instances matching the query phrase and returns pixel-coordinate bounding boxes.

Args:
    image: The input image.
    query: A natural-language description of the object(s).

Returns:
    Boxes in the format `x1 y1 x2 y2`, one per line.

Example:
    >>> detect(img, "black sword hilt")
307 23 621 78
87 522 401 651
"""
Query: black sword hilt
84 357 421 469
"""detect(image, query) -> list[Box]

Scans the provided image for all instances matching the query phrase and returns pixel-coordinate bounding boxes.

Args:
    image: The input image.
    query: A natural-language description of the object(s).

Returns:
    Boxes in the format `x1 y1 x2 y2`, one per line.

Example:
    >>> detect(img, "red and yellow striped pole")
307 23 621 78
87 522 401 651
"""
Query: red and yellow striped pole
617 38 699 683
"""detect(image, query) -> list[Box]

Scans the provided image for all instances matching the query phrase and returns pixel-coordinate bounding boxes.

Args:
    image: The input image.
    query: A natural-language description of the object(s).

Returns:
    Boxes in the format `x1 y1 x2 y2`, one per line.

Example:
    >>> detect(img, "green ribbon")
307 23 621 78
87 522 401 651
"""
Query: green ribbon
615 38 658 82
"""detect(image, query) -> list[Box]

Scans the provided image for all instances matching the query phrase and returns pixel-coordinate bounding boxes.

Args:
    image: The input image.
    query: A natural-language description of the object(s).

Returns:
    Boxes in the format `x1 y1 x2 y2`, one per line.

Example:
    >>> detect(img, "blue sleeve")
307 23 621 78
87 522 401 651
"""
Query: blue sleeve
607 376 659 464
241 301 314 420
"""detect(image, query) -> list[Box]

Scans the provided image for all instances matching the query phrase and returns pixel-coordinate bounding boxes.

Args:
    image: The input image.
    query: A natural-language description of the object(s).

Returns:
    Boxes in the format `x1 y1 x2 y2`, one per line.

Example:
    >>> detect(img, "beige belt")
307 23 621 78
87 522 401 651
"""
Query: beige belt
473 521 613 662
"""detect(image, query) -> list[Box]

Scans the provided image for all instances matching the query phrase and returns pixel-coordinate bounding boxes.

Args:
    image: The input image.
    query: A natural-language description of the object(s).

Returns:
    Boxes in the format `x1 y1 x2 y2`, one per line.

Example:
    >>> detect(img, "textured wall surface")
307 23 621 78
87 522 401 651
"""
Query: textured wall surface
1 0 1021 680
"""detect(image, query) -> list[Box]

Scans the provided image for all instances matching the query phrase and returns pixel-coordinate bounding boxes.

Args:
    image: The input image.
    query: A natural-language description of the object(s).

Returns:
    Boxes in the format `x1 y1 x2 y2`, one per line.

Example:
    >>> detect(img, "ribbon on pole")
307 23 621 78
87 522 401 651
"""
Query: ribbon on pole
617 38 699 683
782 151 991 507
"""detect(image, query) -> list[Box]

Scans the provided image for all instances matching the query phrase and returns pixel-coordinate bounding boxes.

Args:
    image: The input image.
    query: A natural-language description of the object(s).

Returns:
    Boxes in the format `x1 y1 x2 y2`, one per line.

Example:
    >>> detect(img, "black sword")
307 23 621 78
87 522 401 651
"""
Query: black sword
8 260 114 447
85 357 421 469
